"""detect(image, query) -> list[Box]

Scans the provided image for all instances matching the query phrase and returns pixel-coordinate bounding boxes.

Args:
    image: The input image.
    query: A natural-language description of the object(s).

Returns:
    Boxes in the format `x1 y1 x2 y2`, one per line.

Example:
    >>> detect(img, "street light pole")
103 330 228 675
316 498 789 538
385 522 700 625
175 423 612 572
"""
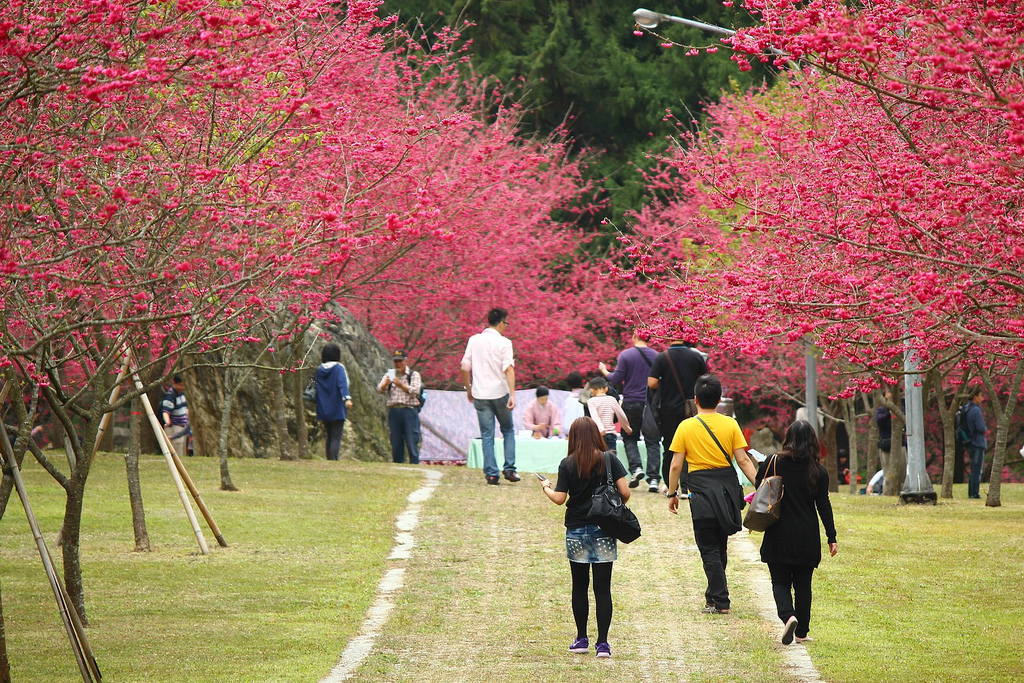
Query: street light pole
633 7 792 61
901 340 937 503
632 8 736 37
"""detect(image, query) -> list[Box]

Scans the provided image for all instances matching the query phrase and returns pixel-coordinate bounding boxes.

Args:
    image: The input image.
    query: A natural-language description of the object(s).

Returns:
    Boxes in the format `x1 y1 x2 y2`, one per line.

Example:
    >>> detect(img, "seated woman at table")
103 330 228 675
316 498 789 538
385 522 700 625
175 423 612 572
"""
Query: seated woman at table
524 386 562 439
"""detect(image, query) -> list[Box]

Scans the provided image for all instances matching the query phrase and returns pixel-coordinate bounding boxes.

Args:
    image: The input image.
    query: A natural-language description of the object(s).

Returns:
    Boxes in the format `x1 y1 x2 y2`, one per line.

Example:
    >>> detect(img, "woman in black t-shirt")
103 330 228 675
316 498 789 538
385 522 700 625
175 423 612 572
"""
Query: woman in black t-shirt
541 417 630 659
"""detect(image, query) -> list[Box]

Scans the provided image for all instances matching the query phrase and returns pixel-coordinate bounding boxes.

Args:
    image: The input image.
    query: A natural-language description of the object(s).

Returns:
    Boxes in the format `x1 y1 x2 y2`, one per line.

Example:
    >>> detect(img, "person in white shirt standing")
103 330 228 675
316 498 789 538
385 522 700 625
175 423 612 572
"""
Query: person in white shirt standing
461 307 519 485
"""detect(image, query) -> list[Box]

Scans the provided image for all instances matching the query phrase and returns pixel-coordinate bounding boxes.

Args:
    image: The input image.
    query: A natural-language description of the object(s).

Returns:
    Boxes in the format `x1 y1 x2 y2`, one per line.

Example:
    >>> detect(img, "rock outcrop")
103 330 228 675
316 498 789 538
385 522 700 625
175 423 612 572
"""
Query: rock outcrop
188 304 390 460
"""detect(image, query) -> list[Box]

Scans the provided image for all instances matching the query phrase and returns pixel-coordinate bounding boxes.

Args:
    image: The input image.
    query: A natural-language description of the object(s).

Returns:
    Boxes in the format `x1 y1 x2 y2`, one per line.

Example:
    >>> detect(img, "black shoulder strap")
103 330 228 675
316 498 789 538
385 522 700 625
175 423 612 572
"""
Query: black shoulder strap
604 451 615 484
664 347 686 397
636 347 654 368
695 416 733 466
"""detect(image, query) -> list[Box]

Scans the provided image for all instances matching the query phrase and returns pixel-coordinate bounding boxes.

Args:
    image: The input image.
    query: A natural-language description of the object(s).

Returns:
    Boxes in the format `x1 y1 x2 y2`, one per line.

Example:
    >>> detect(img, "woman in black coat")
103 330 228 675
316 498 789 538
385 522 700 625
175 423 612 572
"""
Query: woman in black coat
755 420 838 644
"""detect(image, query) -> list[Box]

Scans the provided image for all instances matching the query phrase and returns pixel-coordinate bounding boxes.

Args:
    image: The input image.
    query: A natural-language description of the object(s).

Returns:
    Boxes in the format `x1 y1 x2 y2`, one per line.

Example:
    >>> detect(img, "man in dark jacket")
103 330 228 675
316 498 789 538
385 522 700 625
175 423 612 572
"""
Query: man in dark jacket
962 386 988 499
648 340 707 492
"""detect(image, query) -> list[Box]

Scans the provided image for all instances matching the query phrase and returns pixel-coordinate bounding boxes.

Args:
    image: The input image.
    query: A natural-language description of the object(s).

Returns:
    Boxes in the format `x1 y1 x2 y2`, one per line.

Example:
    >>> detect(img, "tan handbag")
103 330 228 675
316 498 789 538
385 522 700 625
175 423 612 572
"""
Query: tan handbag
743 455 784 531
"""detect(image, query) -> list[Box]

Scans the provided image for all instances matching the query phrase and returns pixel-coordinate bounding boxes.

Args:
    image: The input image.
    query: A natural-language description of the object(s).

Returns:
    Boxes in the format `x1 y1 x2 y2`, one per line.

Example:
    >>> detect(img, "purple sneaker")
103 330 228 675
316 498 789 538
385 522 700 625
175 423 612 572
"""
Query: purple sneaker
568 637 589 653
595 642 611 658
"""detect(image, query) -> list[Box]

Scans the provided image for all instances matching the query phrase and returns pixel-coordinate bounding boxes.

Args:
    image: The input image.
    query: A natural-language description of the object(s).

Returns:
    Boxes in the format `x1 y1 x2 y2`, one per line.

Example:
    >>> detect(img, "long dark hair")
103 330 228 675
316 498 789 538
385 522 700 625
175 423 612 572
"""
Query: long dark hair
567 417 606 478
778 420 821 492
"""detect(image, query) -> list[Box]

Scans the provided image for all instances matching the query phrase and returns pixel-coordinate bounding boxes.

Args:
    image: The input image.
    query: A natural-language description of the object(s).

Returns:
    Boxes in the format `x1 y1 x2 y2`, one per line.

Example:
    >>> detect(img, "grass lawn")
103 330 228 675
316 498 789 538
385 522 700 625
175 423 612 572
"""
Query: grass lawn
0 452 422 682
2 453 1022 682
810 485 1024 682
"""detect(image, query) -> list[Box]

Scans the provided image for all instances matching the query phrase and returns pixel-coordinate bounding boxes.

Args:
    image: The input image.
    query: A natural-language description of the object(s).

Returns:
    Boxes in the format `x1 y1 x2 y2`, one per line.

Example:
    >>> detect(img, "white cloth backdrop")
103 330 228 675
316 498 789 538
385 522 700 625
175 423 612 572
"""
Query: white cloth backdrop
419 389 577 464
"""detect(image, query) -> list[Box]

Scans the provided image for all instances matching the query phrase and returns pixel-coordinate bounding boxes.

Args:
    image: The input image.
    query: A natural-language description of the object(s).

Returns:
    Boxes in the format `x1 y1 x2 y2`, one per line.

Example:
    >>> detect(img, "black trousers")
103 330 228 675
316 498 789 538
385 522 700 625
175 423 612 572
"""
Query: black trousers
323 419 345 461
692 521 730 609
768 563 815 638
658 408 688 490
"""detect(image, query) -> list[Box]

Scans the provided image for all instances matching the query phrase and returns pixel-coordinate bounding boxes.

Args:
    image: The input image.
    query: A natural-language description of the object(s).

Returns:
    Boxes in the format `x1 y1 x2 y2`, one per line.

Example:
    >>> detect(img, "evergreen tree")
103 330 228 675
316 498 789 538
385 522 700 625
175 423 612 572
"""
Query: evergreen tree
383 0 768 232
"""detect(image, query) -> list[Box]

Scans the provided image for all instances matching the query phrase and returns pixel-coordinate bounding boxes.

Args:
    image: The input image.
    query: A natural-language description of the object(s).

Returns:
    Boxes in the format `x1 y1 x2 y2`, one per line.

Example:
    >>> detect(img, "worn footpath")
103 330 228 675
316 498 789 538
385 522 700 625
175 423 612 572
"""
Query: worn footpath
332 466 822 682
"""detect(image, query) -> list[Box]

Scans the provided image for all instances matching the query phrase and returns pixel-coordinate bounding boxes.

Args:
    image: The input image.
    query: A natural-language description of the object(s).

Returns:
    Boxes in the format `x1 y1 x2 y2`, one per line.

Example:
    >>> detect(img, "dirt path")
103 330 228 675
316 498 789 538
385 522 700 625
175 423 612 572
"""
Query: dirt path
342 466 820 682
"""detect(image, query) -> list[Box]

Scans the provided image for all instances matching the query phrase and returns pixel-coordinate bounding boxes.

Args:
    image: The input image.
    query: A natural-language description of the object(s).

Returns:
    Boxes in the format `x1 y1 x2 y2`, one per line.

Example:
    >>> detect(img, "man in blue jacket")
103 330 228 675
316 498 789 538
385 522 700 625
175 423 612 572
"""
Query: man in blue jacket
963 386 988 499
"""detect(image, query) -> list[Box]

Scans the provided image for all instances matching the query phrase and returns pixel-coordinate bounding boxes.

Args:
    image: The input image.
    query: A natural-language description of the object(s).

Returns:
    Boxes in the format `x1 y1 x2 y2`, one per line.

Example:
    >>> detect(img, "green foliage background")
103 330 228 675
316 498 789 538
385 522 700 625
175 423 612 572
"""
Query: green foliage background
382 0 769 240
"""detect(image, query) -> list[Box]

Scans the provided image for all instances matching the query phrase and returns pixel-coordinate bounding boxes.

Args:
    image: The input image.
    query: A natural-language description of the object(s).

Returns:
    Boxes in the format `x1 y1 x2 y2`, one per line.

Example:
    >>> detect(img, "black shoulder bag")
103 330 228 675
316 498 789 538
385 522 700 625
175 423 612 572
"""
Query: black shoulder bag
588 452 642 544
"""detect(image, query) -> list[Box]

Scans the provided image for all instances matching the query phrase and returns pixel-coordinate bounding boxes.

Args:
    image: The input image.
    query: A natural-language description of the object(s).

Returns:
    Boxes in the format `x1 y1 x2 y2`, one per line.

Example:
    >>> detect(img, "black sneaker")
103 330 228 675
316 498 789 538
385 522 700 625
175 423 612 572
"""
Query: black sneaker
503 470 521 482
486 475 500 485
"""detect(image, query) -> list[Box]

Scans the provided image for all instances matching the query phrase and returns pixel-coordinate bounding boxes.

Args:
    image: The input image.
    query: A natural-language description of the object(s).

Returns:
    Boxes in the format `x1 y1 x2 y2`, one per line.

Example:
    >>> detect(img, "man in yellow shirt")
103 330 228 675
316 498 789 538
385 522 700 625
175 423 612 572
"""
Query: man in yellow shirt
667 374 758 614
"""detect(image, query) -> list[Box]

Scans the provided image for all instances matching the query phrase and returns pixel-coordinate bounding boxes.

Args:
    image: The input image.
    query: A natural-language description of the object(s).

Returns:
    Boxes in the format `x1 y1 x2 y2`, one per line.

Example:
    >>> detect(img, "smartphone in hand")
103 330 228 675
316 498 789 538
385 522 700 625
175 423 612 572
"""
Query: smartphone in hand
534 472 547 481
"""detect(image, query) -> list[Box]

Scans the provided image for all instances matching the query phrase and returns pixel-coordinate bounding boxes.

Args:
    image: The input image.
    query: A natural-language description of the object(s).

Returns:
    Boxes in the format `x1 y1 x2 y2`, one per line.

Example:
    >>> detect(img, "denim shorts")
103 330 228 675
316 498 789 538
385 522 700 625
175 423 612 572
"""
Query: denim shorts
565 524 617 563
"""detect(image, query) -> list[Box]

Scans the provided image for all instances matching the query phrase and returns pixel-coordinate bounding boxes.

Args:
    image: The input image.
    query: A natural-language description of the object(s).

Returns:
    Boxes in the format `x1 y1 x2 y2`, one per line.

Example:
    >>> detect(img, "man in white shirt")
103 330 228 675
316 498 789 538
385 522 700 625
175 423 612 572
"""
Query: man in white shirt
461 307 518 485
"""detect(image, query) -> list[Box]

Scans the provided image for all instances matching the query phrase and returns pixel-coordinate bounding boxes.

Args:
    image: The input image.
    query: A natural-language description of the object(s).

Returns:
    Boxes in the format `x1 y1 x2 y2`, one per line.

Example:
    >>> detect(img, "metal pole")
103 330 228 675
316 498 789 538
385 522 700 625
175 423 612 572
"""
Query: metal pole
805 342 819 435
901 342 937 503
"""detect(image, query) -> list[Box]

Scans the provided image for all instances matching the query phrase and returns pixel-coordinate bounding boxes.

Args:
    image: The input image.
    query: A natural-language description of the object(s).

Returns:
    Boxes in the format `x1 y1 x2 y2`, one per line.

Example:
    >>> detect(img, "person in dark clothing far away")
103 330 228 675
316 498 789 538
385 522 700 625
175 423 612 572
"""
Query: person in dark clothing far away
755 420 838 645
649 339 707 494
961 385 988 500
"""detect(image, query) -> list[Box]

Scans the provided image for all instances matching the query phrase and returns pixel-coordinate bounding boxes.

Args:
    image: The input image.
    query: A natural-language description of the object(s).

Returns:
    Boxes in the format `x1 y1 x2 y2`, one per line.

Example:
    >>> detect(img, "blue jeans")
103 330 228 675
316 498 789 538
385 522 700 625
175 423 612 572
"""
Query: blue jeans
388 407 420 464
967 446 985 498
475 395 515 477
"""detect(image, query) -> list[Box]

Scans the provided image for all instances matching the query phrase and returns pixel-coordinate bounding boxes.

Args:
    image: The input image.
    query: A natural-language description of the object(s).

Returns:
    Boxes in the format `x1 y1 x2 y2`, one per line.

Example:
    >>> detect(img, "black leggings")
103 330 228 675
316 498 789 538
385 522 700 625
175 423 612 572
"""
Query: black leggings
570 561 613 643
768 563 815 638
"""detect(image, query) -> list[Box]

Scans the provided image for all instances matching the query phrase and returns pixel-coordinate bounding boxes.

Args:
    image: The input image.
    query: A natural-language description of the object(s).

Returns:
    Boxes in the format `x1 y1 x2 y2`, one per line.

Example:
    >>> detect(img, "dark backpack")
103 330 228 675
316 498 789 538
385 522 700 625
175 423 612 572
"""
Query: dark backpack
954 403 973 445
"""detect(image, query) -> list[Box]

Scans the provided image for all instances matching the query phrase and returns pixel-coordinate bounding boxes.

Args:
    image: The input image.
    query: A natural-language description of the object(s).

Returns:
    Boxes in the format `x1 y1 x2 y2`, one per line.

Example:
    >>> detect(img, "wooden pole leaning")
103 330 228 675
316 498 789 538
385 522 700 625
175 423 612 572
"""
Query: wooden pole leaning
128 371 209 555
0 383 102 682
154 426 228 547
92 353 132 455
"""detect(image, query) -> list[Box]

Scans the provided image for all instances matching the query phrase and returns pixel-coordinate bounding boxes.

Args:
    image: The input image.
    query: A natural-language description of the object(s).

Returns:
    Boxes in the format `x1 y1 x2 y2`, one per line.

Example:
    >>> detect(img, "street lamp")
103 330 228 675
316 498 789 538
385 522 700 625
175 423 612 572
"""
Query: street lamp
633 7 791 61
632 8 736 37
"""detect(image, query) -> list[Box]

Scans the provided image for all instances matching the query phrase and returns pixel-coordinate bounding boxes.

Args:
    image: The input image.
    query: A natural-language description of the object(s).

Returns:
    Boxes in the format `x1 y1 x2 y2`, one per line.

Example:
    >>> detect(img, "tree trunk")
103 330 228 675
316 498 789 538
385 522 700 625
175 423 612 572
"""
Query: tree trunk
271 369 294 461
126 397 151 552
884 412 907 496
983 360 1024 507
216 377 240 491
60 483 88 625
865 392 880 479
822 412 839 492
293 371 310 460
844 399 859 494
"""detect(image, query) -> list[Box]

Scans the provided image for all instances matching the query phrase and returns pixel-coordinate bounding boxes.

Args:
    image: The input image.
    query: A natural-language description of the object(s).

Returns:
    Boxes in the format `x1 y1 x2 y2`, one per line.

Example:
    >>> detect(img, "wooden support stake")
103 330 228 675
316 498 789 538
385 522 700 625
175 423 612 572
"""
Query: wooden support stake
93 353 132 455
0 382 101 682
129 371 209 555
155 426 228 547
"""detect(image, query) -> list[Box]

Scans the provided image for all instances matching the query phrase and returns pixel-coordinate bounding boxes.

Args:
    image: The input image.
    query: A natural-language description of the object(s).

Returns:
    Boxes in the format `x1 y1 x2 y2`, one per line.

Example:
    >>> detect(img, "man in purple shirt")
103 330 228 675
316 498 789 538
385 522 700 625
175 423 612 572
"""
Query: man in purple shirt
599 328 662 492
